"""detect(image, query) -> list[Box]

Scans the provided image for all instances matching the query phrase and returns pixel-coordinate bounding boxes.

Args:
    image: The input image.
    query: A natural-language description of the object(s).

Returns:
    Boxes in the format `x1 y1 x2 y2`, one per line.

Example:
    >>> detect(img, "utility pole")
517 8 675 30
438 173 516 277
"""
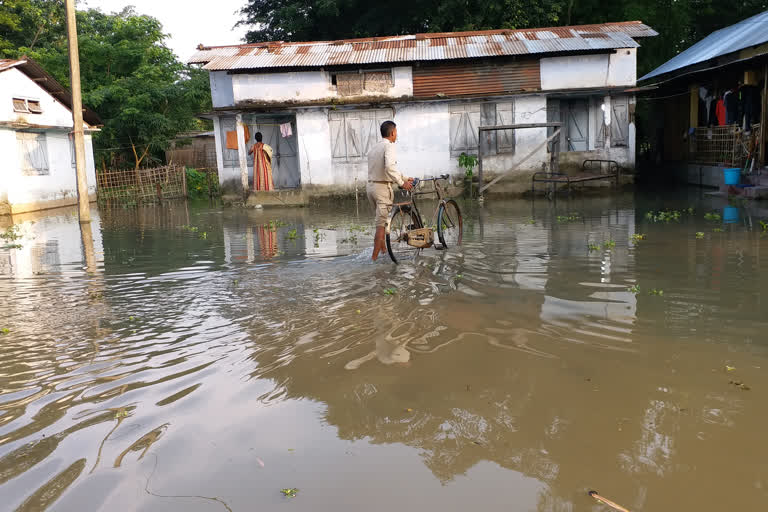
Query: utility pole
65 0 91 223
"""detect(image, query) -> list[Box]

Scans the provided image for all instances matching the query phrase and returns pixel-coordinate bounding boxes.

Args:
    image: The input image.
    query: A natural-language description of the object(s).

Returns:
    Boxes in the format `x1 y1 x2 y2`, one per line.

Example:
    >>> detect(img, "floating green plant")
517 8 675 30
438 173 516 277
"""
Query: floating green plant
0 226 21 241
287 229 298 240
713 227 724 233
383 288 397 295
645 210 682 223
588 243 600 252
631 233 646 243
556 214 581 223
695 232 705 239
281 488 299 498
0 328 9 335
628 285 640 294
603 240 616 249
648 289 664 296
704 212 721 221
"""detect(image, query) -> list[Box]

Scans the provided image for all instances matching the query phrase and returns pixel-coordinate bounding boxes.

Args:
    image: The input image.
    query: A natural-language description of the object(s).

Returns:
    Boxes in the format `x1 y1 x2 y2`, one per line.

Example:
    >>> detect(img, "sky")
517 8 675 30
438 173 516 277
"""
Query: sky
82 0 250 61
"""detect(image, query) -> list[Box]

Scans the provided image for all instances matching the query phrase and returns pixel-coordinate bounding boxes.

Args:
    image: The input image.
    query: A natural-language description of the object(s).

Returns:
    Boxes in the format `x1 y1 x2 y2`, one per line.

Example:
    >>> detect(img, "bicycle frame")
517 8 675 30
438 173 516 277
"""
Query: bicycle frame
395 176 449 229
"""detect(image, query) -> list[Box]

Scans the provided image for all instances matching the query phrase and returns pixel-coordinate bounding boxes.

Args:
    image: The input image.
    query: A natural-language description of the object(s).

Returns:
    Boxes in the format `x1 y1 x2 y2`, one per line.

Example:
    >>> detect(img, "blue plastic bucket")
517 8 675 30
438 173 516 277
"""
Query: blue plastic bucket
723 206 739 224
723 168 740 185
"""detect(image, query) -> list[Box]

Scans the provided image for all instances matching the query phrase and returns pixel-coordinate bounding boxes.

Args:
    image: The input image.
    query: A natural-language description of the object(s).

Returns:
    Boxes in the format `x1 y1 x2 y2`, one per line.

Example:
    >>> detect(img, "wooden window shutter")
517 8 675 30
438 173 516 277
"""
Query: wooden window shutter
611 97 629 147
496 102 515 154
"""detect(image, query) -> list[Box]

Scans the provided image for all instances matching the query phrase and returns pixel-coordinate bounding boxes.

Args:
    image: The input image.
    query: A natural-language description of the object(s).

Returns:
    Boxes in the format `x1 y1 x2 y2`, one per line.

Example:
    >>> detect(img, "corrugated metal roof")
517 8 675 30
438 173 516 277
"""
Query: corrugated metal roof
189 21 656 71
640 10 768 82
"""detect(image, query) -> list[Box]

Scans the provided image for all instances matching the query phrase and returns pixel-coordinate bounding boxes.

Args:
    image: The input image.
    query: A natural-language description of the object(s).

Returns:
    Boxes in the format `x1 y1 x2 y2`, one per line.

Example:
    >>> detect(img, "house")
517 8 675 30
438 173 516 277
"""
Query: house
0 58 100 215
638 11 768 190
189 22 657 196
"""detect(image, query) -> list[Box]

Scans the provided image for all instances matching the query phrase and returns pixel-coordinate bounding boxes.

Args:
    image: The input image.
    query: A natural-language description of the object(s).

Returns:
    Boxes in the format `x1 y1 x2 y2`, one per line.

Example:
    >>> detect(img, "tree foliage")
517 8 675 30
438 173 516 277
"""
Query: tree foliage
1 3 212 169
238 0 768 75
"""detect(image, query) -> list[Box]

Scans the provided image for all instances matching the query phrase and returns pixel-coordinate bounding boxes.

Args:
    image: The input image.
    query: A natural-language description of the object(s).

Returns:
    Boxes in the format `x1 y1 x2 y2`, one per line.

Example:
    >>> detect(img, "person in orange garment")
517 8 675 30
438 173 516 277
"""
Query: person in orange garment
366 121 413 261
248 132 274 191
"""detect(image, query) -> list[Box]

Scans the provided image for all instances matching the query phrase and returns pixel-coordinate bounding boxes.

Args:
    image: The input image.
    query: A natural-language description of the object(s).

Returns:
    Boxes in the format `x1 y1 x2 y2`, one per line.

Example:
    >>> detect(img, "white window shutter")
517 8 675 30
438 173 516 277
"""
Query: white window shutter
496 102 515 153
611 97 628 147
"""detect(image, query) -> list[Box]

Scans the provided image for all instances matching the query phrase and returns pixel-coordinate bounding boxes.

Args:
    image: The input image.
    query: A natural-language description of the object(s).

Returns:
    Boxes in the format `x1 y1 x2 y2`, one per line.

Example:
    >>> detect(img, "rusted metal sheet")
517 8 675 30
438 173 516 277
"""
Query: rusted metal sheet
189 21 657 70
413 59 541 98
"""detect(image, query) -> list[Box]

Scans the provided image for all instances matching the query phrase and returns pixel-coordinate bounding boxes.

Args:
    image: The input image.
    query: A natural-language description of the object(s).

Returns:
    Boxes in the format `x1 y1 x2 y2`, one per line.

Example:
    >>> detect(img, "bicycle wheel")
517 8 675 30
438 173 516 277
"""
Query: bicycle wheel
437 199 463 249
386 205 422 264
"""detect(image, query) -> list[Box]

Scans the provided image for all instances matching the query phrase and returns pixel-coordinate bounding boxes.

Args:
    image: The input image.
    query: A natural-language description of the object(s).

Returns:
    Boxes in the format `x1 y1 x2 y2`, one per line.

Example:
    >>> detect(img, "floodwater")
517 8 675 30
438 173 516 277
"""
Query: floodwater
1 189 768 511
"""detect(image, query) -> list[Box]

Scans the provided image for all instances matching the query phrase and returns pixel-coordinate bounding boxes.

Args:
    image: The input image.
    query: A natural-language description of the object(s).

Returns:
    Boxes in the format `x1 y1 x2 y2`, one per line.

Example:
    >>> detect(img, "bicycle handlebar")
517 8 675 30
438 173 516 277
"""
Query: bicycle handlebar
409 174 450 188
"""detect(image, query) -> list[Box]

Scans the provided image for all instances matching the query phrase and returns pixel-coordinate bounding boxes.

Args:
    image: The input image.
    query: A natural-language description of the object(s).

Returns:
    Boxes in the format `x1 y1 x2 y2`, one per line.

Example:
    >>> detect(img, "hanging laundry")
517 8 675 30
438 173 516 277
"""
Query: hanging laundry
225 125 251 149
280 122 293 138
715 99 725 126
707 97 717 127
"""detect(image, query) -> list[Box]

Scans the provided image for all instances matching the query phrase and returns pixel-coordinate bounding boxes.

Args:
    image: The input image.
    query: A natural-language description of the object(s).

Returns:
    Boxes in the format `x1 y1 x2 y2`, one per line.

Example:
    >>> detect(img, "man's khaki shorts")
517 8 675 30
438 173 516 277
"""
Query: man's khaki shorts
367 182 393 229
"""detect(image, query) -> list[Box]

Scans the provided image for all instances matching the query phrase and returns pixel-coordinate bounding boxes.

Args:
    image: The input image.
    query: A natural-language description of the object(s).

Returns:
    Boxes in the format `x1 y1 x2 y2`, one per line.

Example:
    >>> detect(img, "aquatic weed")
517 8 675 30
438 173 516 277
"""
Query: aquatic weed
628 285 640 294
281 488 299 498
695 232 705 239
0 328 9 335
3 243 22 249
383 288 397 295
713 227 724 233
199 231 208 240
631 233 646 243
556 213 581 223
587 243 600 252
648 289 664 296
645 210 683 223
759 220 768 232
603 240 616 249
704 212 721 222
287 229 298 240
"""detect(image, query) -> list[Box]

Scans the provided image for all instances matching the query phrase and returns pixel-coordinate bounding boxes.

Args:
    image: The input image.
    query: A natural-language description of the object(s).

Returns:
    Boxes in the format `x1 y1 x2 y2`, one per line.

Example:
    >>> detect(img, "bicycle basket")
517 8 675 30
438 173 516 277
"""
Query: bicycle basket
406 227 434 248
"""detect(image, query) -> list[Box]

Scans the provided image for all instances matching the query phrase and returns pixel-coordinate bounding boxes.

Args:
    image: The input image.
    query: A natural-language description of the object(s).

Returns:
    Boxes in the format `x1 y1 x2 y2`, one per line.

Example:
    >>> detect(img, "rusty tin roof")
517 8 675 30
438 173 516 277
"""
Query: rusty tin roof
189 21 657 71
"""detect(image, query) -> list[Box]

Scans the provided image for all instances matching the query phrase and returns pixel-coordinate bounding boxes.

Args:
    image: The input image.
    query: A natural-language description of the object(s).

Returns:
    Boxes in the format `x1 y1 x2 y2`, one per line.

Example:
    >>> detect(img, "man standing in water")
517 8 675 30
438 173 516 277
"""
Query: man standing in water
367 121 413 261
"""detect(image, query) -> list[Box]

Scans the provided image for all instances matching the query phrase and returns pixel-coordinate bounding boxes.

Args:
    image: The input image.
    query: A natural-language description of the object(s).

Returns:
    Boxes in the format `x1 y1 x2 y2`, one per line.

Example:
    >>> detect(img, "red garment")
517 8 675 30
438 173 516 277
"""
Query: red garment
715 99 726 126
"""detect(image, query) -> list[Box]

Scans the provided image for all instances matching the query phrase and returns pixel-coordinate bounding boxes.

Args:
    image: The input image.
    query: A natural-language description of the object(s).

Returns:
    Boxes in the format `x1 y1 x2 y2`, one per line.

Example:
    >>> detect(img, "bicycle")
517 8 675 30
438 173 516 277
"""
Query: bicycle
385 174 463 264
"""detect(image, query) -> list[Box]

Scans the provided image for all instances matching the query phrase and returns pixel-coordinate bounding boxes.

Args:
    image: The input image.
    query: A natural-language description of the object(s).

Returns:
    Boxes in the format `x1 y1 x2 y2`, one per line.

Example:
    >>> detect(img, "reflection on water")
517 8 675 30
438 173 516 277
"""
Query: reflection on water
1 191 768 511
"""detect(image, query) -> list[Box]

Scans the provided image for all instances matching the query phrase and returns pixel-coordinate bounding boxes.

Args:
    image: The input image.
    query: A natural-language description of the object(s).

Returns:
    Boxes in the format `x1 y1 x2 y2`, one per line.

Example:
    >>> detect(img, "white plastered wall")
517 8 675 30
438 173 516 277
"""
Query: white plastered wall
539 49 637 90
1 66 98 212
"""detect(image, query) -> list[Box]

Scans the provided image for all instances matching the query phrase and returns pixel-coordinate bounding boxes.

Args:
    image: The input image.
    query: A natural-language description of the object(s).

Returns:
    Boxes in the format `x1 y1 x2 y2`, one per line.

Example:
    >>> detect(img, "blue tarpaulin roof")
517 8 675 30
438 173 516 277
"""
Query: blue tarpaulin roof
640 10 768 82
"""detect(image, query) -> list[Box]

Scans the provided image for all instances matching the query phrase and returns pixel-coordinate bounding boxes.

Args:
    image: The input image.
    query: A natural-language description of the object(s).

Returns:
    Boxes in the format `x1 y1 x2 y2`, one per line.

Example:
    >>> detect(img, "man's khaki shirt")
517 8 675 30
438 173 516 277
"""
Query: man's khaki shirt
367 139 406 186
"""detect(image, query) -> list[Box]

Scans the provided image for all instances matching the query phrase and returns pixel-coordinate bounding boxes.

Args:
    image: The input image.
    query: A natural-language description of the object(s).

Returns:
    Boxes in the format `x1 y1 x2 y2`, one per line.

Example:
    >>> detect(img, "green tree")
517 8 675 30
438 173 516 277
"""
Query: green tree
238 0 564 43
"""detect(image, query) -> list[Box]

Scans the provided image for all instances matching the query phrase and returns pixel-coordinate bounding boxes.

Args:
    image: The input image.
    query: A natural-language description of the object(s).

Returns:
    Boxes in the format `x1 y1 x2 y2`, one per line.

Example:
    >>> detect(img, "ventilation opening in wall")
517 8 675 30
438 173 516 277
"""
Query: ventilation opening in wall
331 74 338 86
27 100 42 114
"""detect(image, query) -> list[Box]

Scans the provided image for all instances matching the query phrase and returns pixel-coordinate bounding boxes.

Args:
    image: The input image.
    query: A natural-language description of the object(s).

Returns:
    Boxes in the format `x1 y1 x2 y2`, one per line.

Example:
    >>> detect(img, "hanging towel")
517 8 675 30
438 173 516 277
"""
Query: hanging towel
715 99 725 126
280 122 293 138
226 130 238 150
225 125 251 150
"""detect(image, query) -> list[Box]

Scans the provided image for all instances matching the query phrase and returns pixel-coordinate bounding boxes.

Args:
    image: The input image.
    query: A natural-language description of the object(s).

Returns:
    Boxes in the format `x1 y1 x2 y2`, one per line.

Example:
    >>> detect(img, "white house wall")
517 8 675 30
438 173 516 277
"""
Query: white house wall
1 67 98 213
210 71 235 108
232 66 413 105
539 49 636 90
0 67 75 126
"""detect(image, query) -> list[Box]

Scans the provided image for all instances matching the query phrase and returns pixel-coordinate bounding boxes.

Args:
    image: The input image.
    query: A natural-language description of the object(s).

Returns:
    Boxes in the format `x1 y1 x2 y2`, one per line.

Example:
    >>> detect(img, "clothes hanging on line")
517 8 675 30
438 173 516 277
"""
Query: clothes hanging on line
724 90 738 125
715 99 726 126
225 125 251 150
280 123 293 138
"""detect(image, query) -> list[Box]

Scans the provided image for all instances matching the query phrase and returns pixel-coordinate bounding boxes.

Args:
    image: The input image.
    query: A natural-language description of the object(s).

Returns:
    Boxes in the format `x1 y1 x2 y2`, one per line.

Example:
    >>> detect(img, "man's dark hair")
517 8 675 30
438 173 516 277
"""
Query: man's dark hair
255 132 263 142
380 121 396 138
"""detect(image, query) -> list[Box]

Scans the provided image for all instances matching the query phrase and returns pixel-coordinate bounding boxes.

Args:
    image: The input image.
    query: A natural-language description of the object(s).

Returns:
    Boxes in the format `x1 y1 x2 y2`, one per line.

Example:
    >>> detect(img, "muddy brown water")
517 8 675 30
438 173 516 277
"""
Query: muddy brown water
1 190 768 511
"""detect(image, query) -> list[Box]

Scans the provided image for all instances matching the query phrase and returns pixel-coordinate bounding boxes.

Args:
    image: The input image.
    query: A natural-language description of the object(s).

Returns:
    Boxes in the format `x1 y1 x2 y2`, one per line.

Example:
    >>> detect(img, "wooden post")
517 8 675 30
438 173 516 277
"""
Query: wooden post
65 0 91 223
181 164 188 198
236 114 249 201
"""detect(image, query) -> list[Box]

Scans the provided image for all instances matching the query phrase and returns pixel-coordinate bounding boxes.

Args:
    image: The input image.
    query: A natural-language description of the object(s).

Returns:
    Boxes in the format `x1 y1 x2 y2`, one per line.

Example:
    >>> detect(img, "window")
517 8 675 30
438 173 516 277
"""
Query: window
495 102 515 154
27 100 42 114
13 98 28 113
329 108 393 160
332 70 393 96
69 133 76 167
610 96 629 147
12 98 42 114
449 103 481 156
17 132 49 175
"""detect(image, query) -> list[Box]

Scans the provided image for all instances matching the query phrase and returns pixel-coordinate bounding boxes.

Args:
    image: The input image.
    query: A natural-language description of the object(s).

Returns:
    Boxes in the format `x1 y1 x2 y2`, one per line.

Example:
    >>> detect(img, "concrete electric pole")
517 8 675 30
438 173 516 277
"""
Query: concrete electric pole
65 0 91 223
